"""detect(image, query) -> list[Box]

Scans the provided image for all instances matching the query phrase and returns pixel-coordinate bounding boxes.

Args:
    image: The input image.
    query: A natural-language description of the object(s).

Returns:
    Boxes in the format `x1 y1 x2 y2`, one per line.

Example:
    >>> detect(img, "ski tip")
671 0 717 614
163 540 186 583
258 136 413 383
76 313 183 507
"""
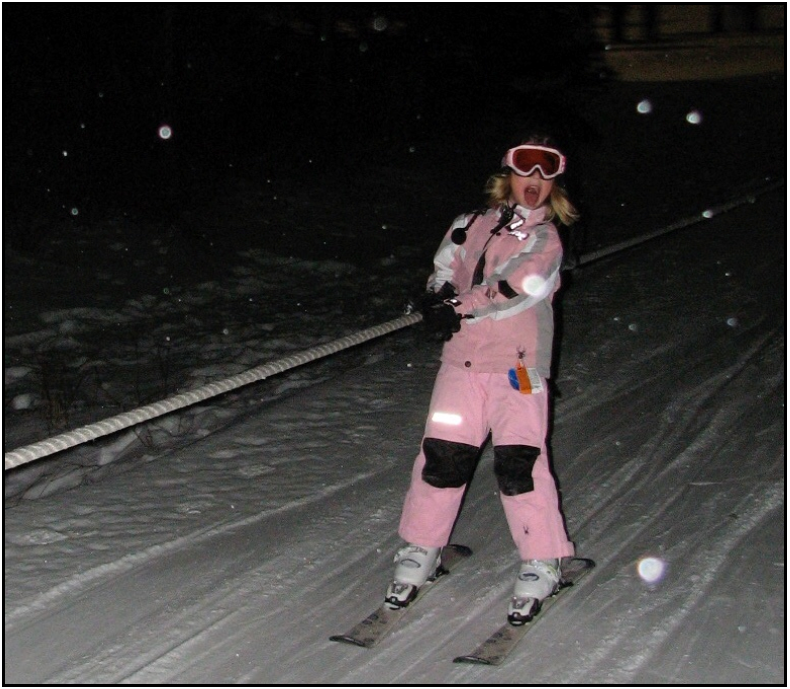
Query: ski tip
453 655 493 665
329 634 371 648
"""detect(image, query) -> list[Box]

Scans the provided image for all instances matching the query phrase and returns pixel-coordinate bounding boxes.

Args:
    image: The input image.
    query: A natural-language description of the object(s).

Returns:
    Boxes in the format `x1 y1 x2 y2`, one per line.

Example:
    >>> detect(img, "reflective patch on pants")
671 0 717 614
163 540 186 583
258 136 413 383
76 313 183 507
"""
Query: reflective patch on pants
421 437 479 488
494 445 540 495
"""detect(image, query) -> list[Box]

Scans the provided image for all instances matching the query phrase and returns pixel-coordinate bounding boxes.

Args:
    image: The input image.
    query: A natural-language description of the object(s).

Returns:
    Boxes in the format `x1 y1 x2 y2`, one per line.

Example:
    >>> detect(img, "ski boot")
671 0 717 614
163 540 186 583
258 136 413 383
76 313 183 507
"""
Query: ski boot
384 544 441 609
508 558 561 625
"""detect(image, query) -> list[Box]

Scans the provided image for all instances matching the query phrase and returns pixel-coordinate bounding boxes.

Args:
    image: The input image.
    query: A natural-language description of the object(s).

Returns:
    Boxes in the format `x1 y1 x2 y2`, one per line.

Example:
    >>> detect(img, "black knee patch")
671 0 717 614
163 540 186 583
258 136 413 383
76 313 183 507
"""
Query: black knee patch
494 445 540 496
421 437 479 488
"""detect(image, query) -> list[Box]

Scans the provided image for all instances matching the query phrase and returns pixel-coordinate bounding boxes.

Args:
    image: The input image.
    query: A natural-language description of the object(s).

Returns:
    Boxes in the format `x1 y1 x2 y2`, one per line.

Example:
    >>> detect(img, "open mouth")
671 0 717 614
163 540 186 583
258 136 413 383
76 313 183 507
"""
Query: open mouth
524 184 540 207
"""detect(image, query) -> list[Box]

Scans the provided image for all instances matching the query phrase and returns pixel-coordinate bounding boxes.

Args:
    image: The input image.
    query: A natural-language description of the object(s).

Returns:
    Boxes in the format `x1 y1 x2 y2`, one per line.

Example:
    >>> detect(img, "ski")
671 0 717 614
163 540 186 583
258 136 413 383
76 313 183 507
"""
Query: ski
453 557 595 666
330 544 472 649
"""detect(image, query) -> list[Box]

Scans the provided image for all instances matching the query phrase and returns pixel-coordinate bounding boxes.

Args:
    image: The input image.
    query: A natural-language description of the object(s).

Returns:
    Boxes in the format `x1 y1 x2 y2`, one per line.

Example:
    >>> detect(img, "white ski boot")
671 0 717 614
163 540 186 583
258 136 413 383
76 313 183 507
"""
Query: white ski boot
508 559 561 625
384 544 442 609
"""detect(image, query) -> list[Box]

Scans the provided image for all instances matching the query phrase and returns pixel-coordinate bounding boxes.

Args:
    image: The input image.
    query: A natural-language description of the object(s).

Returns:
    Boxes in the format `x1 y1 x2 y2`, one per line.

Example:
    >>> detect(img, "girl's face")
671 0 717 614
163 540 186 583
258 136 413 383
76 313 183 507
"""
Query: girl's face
509 171 554 210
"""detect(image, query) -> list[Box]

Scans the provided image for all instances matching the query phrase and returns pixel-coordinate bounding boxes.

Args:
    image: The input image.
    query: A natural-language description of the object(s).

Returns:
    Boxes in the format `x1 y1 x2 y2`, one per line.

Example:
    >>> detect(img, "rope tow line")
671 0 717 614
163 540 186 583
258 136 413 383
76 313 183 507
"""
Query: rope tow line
5 176 783 471
4 313 422 470
575 176 785 268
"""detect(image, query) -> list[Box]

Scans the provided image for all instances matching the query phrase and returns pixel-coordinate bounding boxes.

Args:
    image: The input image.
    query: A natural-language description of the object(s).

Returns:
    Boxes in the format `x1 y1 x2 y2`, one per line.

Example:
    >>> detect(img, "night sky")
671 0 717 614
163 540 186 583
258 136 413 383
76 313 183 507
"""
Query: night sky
4 5 600 240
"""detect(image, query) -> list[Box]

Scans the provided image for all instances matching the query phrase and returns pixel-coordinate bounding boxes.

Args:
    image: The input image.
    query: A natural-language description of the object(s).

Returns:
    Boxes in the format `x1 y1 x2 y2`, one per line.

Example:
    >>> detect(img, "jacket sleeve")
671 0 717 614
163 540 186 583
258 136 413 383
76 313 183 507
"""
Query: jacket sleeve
465 223 563 322
426 213 473 293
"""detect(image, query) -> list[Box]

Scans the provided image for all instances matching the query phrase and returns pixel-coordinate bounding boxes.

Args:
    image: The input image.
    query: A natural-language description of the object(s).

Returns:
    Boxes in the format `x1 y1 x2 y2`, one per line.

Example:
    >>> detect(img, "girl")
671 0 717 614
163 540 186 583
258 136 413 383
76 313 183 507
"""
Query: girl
386 135 580 625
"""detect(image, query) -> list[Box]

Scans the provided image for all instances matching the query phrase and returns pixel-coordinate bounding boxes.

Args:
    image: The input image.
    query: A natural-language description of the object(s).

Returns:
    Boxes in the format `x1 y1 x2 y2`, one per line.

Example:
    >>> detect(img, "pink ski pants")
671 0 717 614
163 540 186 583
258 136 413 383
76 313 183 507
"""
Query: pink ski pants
398 363 575 561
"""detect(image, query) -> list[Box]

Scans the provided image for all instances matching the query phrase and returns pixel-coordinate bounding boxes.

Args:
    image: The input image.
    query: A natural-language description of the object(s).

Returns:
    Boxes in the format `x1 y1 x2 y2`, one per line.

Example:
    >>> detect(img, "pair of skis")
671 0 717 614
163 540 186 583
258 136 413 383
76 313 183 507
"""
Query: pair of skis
329 545 595 666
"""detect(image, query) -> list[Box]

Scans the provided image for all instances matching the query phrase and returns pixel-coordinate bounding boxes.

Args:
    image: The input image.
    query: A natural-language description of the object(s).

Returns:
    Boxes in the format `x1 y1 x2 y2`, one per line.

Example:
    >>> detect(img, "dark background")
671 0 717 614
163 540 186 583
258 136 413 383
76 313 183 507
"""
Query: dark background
3 5 784 268
4 5 602 247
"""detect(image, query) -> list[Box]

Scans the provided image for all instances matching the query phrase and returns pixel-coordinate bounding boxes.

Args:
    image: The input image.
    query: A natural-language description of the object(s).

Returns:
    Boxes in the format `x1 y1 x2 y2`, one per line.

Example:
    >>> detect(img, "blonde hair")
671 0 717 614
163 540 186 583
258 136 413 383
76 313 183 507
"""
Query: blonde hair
485 172 580 227
486 134 580 227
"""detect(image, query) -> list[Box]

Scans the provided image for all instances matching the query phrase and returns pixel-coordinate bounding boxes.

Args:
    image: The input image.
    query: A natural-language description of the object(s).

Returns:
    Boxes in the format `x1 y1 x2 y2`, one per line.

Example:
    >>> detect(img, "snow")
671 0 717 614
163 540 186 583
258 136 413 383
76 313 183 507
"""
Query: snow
4 76 785 684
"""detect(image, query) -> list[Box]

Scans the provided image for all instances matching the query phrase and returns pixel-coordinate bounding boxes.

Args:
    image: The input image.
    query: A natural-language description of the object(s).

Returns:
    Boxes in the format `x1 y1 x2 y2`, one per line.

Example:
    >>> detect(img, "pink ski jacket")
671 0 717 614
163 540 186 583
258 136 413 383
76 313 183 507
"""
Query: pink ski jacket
427 204 563 377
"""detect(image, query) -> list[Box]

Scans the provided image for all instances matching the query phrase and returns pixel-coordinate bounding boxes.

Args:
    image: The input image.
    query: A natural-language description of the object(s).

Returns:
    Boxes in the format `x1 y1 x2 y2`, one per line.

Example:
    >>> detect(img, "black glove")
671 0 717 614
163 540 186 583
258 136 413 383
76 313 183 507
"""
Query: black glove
421 298 462 341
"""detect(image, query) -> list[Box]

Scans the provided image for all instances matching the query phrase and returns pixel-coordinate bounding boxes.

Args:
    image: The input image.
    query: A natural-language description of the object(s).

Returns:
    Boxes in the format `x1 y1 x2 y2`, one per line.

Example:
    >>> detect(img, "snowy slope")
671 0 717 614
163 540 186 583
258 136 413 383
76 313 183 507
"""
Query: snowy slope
4 186 784 684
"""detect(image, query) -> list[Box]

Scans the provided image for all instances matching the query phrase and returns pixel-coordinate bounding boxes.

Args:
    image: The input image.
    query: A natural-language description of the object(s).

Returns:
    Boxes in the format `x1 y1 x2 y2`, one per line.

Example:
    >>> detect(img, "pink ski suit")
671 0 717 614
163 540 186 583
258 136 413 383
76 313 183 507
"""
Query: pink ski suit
398 203 575 561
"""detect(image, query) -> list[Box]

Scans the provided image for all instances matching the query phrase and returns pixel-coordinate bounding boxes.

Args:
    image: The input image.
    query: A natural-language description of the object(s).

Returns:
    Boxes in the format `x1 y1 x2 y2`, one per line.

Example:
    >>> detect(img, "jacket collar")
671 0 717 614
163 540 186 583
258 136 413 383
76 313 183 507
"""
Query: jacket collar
510 204 547 226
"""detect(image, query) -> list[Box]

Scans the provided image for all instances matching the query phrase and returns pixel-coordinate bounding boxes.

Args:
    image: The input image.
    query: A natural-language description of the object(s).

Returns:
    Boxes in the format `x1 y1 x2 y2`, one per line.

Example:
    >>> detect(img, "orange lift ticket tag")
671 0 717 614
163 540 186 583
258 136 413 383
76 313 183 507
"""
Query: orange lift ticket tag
508 360 544 394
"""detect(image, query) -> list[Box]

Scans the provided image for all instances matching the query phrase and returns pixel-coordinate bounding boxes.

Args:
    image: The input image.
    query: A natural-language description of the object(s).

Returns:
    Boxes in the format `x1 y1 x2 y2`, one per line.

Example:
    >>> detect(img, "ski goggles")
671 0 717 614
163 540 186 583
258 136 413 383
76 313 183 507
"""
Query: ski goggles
502 145 566 179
